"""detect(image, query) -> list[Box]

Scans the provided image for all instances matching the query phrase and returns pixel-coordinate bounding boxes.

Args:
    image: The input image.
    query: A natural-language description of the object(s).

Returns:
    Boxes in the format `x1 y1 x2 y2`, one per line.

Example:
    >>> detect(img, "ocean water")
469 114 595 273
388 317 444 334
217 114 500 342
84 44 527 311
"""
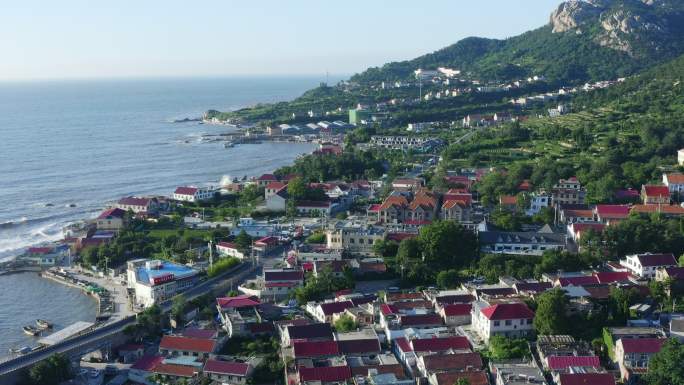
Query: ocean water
0 76 324 260
0 272 97 357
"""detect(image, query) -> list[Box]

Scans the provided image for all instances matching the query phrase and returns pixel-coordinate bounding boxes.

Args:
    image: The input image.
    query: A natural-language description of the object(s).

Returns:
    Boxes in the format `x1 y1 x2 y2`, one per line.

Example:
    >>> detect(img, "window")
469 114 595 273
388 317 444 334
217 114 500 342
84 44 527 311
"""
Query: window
505 320 512 326
493 321 500 326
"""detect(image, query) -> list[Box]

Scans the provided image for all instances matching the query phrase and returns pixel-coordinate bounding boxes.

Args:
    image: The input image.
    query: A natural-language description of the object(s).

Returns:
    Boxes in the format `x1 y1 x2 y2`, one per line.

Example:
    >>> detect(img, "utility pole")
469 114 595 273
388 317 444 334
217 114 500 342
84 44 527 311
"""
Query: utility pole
208 240 214 269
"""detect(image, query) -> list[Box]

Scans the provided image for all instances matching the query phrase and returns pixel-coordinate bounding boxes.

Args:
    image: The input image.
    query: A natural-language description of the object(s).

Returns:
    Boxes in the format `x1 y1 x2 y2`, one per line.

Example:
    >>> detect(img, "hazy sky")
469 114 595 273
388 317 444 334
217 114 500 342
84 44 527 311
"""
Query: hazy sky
2 0 562 81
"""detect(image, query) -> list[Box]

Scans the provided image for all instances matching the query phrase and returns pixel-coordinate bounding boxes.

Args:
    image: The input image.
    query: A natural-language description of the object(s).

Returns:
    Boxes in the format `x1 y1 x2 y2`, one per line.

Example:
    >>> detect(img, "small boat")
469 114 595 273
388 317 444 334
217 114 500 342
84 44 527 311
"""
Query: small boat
36 319 53 329
224 141 234 148
23 326 40 336
9 346 31 355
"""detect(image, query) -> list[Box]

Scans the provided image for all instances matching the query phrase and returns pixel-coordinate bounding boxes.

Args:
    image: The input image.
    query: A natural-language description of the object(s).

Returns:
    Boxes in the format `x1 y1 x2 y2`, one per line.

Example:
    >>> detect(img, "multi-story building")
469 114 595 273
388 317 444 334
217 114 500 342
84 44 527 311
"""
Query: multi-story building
552 177 586 206
663 173 684 198
326 221 385 256
173 186 215 203
471 301 535 342
615 338 666 381
619 253 678 279
126 259 200 307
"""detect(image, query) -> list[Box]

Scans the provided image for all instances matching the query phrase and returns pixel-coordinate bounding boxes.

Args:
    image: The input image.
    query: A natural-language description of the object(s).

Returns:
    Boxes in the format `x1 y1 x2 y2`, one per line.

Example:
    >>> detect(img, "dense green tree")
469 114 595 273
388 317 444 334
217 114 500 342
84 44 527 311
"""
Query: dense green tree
487 336 530 359
418 220 477 271
334 315 357 332
644 339 684 385
24 353 72 385
534 288 569 335
436 270 461 289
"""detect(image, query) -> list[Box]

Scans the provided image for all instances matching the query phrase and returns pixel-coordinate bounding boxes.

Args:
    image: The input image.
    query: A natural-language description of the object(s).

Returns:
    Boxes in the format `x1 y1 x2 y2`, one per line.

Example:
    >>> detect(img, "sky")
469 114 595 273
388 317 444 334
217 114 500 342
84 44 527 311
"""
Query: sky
1 0 563 81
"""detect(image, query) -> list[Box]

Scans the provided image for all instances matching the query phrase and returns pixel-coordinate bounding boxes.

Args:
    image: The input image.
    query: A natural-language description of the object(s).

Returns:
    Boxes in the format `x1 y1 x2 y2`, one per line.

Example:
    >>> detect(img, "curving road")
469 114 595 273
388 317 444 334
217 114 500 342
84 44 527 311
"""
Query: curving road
0 262 256 377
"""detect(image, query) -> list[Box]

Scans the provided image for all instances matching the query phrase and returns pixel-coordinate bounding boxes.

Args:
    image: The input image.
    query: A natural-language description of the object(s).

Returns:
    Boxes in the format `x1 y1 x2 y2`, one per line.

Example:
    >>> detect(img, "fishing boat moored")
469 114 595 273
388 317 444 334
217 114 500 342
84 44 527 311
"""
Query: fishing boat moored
36 319 53 329
23 326 40 336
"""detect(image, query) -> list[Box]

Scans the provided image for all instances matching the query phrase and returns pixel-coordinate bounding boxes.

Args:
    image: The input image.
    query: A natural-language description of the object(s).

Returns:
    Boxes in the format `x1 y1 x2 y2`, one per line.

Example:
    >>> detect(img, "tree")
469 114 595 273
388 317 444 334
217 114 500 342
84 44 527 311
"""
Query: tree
534 288 569 335
436 270 460 289
679 254 684 267
455 379 471 385
171 294 188 324
287 177 307 201
25 353 72 385
396 238 421 277
418 220 477 270
644 339 684 385
334 315 357 332
487 335 530 359
235 230 252 253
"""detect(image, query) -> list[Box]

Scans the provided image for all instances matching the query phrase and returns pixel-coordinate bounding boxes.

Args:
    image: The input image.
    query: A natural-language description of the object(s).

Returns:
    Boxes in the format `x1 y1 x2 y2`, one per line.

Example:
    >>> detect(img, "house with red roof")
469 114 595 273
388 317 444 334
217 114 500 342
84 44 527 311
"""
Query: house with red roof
298 365 352 385
293 340 340 359
283 323 334 347
116 196 158 214
663 172 684 198
158 335 218 359
129 355 164 384
215 295 261 336
594 271 634 284
513 281 553 297
441 199 471 223
241 268 305 301
546 355 601 373
430 371 490 385
204 359 254 385
252 236 279 256
398 313 443 329
152 361 198 382
410 336 471 354
559 373 615 385
655 266 684 284
256 173 279 187
619 253 678 278
96 207 127 231
471 301 534 342
499 195 519 211
554 275 600 287
306 300 354 323
439 304 472 326
265 181 287 199
567 222 606 243
594 204 630 225
615 338 666 381
173 186 215 203
417 352 483 378
296 200 336 217
641 184 670 205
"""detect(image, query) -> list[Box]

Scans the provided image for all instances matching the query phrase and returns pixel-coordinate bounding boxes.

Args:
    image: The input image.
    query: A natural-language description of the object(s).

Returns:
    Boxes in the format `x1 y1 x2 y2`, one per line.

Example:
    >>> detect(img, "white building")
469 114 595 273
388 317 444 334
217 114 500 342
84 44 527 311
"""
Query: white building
126 259 200 308
173 186 215 203
525 193 551 216
471 301 534 343
215 242 246 259
619 253 678 279
663 173 684 198
678 149 684 166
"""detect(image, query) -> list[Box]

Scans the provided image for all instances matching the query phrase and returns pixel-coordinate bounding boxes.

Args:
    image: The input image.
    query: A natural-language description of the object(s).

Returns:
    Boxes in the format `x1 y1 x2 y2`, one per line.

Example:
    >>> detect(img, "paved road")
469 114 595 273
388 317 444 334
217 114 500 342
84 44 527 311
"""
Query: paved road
0 262 257 377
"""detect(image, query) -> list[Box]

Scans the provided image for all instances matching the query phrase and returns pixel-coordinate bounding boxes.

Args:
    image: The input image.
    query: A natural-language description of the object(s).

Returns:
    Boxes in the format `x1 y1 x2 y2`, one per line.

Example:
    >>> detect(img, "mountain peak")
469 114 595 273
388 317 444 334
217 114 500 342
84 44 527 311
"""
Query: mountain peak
550 0 682 56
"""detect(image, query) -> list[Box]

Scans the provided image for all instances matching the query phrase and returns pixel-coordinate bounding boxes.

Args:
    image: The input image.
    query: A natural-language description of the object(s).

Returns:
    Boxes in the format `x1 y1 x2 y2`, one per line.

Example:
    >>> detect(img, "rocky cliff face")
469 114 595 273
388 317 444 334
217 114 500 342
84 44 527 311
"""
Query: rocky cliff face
550 0 679 56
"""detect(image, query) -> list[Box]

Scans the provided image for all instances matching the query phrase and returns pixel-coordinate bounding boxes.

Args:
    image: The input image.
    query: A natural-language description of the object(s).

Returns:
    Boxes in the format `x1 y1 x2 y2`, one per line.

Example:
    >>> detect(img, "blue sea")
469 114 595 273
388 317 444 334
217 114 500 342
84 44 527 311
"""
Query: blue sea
0 76 326 261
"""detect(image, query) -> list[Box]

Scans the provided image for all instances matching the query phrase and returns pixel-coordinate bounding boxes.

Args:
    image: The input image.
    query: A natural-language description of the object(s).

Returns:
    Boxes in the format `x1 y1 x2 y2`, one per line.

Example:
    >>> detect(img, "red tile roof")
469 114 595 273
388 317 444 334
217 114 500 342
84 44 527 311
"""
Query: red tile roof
411 336 470 352
264 270 303 281
257 173 277 181
443 303 472 317
436 294 475 305
480 303 534 320
216 241 239 249
299 366 352 382
422 352 483 371
266 181 286 190
394 337 413 352
367 203 381 212
499 195 518 205
595 204 630 219
153 363 196 377
204 360 250 376
631 204 684 215
642 185 670 197
255 236 279 245
514 281 553 294
97 207 126 219
665 173 684 184
399 313 443 326
159 335 216 353
117 196 151 206
293 340 340 358
635 253 677 267
619 338 666 354
380 304 398 316
547 355 601 370
287 323 333 340
27 247 53 254
131 355 164 371
338 339 381 355
559 373 615 385
594 272 633 284
319 301 354 316
570 223 606 235
174 186 198 195
386 292 424 301
216 295 261 310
